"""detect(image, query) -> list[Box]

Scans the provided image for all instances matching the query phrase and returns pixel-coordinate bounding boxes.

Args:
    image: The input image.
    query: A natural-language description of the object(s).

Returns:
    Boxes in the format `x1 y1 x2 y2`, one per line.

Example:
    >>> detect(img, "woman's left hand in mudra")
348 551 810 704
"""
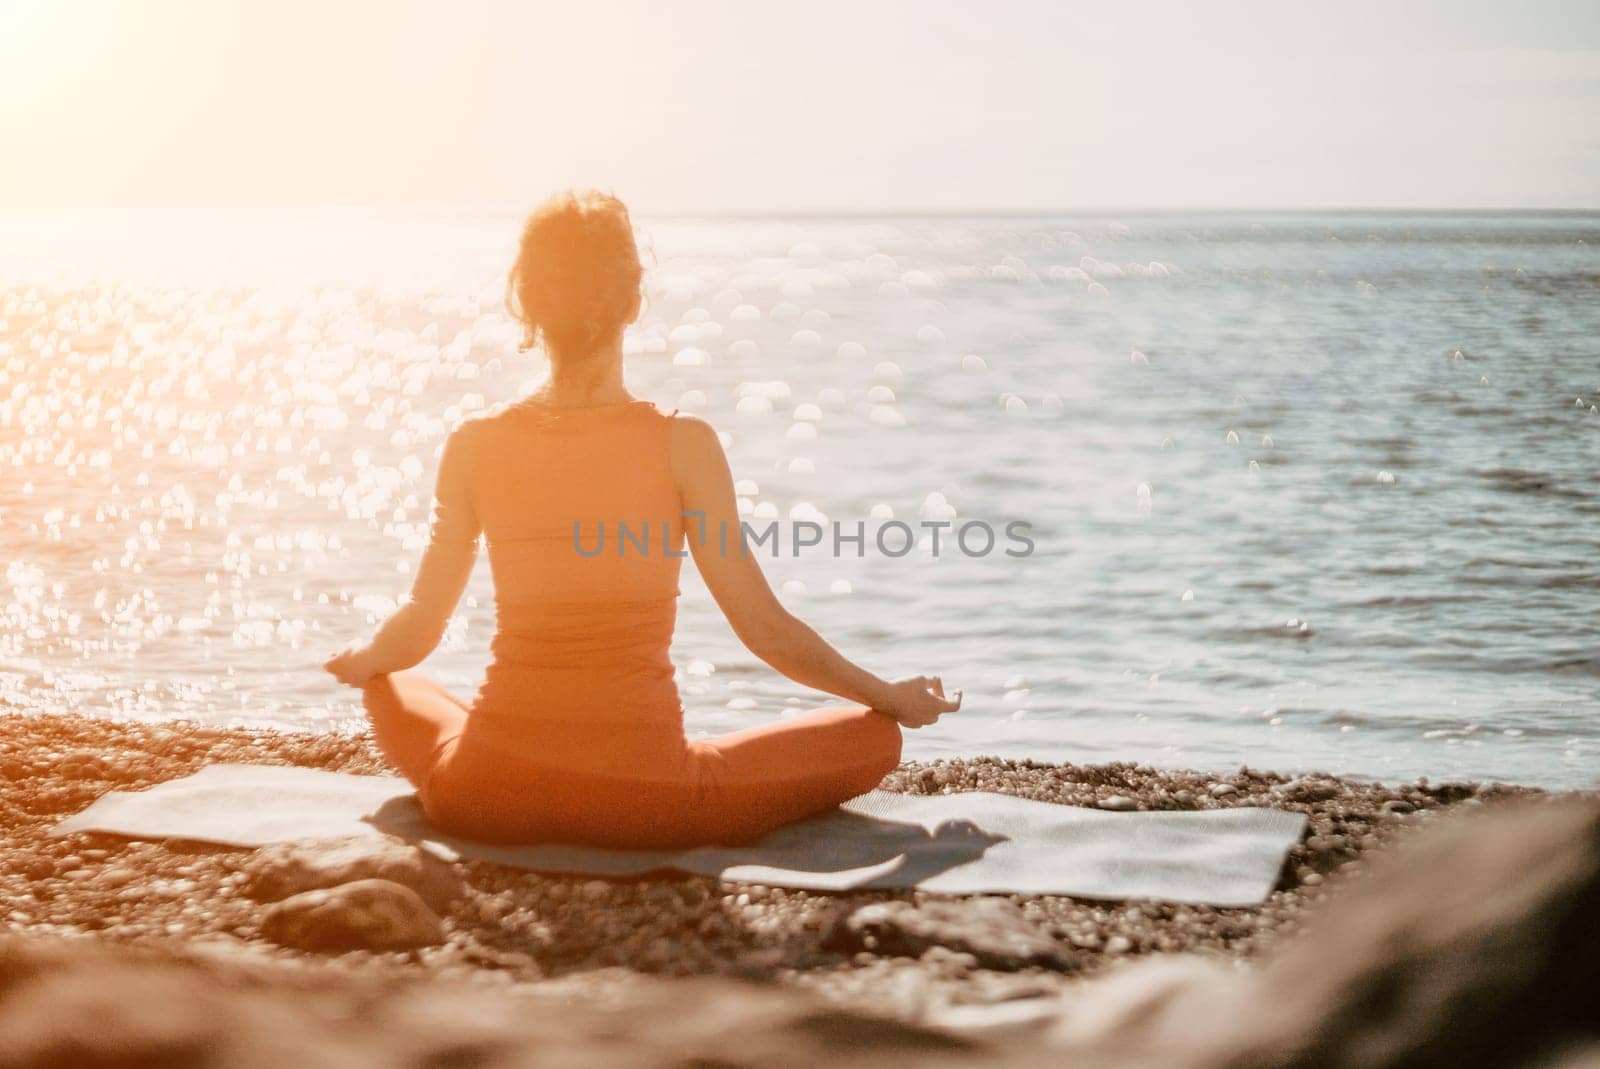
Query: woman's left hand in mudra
323 645 376 688
873 675 963 728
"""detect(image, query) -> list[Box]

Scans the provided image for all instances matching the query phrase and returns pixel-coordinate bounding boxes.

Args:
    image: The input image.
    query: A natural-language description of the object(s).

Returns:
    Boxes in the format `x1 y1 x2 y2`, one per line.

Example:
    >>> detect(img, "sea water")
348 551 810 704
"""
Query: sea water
2 209 1596 789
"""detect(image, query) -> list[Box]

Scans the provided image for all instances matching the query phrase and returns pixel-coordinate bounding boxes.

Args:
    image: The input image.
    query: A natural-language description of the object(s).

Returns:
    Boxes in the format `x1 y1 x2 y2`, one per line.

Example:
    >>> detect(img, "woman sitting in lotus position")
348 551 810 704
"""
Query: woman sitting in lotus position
324 190 961 848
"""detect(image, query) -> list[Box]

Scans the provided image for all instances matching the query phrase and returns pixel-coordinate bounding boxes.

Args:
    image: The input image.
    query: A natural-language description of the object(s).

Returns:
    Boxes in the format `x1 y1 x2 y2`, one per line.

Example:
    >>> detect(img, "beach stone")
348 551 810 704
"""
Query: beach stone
1241 798 1600 1065
1208 783 1238 799
1047 798 1600 1068
1099 795 1139 812
0 938 331 1067
241 835 462 912
261 878 444 952
830 898 1077 973
1279 777 1339 804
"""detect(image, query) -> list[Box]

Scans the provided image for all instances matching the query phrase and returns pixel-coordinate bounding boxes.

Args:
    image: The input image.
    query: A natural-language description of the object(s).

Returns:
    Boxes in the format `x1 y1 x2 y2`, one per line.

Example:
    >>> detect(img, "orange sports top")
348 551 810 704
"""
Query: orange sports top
416 399 688 768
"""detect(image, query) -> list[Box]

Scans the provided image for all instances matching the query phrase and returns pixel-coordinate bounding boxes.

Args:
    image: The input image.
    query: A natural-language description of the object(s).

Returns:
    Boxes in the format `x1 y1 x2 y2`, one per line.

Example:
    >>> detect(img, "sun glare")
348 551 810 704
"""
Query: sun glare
0 0 115 108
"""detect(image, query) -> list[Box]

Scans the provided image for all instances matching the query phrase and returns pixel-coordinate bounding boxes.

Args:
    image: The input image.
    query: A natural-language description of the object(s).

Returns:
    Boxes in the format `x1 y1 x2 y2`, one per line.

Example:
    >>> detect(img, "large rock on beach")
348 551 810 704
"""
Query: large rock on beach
832 898 1078 973
1049 798 1600 1068
260 879 444 952
241 835 462 912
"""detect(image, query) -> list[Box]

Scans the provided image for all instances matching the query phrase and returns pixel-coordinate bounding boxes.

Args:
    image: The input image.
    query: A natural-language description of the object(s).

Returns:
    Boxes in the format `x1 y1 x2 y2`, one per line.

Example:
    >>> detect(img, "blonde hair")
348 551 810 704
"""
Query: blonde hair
506 190 643 357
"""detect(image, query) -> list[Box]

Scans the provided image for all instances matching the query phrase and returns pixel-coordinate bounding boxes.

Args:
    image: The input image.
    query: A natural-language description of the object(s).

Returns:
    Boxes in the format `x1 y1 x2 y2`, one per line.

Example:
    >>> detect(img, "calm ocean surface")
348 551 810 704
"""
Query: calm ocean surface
2 210 1596 789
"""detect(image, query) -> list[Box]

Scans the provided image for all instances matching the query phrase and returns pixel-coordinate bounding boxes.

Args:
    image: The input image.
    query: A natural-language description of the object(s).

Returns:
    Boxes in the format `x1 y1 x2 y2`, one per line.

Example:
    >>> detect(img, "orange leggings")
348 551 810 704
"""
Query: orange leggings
363 671 903 849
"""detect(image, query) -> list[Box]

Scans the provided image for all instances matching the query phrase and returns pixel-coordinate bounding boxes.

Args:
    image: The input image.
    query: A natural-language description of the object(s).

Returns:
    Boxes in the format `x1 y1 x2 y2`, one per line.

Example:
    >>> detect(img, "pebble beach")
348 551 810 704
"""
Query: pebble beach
1 713 1559 1022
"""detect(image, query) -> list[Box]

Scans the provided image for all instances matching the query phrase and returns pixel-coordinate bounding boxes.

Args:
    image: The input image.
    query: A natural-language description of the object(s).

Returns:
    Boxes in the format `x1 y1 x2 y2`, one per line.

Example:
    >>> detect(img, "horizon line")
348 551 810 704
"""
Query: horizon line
2 204 1599 221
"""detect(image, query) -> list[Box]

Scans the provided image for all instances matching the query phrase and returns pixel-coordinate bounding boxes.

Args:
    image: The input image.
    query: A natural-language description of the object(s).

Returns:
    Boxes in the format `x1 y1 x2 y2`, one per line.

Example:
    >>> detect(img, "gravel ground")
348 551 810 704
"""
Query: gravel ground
0 712 1547 1021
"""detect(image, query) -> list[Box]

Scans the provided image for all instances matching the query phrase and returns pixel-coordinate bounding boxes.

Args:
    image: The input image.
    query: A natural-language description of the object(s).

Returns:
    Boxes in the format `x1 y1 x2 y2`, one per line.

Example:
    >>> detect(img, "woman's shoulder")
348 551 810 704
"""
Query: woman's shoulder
441 403 509 454
665 410 726 475
458 398 530 431
664 407 718 441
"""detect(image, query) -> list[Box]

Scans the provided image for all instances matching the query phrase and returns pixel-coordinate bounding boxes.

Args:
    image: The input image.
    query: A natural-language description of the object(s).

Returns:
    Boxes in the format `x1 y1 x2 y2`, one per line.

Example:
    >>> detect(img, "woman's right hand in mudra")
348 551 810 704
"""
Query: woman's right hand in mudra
873 675 963 728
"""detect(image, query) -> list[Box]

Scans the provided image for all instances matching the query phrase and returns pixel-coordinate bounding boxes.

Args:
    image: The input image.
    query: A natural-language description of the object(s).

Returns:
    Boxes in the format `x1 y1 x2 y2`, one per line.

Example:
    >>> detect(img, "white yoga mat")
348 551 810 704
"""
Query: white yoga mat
55 763 1307 906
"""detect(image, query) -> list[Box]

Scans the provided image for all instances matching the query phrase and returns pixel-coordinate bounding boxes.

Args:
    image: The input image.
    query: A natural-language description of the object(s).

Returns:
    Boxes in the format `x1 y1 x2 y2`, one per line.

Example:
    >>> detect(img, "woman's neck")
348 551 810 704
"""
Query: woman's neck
531 335 634 408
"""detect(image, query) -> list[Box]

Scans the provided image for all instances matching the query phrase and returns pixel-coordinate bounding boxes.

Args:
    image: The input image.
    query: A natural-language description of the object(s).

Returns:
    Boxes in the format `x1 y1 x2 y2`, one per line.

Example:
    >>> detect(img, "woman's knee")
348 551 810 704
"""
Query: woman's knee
361 670 435 715
874 711 904 768
823 704 901 763
846 707 902 781
360 673 399 721
361 668 464 743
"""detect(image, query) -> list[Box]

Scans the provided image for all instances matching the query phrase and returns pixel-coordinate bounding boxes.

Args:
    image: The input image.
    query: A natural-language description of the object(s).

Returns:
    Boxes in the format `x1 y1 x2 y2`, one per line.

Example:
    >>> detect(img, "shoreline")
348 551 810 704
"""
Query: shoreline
4 710 1595 1065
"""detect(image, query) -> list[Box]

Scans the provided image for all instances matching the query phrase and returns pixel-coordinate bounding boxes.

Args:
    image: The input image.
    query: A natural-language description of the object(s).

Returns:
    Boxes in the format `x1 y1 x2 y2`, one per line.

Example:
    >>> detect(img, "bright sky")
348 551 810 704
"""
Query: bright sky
2 0 1597 212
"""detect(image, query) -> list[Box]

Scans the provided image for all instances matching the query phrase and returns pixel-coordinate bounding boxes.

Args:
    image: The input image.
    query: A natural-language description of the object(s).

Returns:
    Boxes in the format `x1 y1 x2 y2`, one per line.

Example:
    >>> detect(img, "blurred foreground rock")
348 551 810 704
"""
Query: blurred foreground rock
1051 797 1600 1068
0 937 980 1069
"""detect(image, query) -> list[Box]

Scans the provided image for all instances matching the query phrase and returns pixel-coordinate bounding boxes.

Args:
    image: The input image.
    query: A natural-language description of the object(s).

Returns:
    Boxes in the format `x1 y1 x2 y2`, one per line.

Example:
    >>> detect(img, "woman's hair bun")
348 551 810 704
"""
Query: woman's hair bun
506 190 643 356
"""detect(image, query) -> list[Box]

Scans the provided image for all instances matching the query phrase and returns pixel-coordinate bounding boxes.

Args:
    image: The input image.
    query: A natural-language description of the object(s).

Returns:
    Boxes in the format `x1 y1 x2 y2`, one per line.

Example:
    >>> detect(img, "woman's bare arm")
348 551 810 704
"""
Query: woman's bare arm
669 415 960 727
325 426 480 686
